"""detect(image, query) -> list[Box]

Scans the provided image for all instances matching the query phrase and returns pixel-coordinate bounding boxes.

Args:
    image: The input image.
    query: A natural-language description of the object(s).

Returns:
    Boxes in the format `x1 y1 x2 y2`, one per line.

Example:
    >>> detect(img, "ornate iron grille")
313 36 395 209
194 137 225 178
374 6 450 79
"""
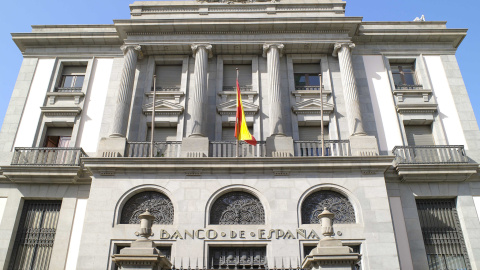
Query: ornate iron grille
8 200 62 270
301 190 355 224
210 192 265 225
120 191 174 224
209 247 266 269
416 199 471 270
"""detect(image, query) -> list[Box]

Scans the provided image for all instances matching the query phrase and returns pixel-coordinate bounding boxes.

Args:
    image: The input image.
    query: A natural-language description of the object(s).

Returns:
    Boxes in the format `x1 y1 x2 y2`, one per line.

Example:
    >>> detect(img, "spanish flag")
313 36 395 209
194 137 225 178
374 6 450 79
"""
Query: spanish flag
235 79 257 146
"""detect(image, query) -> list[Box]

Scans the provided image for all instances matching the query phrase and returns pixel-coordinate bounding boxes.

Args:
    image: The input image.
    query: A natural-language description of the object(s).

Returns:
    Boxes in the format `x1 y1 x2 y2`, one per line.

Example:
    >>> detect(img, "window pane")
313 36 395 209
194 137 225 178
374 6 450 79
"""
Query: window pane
74 76 85 88
308 74 320 86
294 74 306 86
391 66 400 73
61 75 74 88
404 73 416 85
392 74 403 86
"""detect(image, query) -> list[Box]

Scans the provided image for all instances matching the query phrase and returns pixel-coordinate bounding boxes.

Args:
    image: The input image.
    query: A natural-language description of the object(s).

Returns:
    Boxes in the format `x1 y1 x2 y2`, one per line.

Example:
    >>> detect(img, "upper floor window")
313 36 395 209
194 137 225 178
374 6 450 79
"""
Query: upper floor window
223 64 252 91
43 127 73 147
390 63 420 89
154 65 182 91
293 63 321 90
57 66 86 92
294 73 320 88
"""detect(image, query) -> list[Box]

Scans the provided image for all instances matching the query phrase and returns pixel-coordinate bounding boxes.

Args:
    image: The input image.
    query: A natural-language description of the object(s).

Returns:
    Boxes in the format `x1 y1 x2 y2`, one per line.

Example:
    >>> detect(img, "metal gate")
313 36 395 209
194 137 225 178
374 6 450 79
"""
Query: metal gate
416 199 471 270
8 200 62 270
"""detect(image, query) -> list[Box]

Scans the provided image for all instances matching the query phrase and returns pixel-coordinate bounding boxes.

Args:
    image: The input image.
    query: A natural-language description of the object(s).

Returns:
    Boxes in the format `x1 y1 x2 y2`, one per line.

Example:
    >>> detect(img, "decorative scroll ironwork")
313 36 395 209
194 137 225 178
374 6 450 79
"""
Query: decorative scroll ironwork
210 192 265 224
301 190 355 224
416 199 471 270
8 200 62 270
120 191 174 224
209 246 266 269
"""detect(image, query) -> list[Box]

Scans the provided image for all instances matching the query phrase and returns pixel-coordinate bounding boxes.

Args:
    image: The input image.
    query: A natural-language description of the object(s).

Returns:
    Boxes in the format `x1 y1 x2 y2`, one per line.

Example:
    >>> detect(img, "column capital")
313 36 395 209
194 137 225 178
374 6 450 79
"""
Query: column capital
120 44 143 59
191 43 213 58
262 43 284 57
332 42 355 57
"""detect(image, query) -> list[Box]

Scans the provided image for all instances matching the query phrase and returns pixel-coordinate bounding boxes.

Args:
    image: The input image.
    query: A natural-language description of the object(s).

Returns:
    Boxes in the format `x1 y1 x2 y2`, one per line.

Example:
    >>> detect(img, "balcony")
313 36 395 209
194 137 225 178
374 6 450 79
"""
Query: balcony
294 140 351 157
294 85 323 91
392 145 477 182
126 142 182 157
210 141 267 157
392 145 468 164
394 84 423 90
2 147 89 183
11 147 87 166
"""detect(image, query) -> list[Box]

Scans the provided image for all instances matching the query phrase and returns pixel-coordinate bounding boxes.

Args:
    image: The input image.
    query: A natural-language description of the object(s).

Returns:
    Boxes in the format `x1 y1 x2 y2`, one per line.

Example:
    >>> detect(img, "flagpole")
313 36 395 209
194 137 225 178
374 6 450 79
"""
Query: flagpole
236 68 240 158
319 73 325 157
150 75 156 158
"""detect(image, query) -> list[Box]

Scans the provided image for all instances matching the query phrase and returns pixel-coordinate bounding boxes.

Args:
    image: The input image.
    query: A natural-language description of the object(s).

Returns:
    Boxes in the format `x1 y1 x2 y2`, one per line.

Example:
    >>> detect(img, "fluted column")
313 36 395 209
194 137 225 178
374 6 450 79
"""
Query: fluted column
189 44 212 137
110 45 142 137
333 42 366 136
263 44 285 136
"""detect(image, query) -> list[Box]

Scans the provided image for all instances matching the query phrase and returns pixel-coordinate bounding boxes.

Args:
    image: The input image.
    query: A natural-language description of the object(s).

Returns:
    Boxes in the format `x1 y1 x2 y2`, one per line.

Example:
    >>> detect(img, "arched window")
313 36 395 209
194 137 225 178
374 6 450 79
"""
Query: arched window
301 190 355 224
210 191 265 225
120 191 174 224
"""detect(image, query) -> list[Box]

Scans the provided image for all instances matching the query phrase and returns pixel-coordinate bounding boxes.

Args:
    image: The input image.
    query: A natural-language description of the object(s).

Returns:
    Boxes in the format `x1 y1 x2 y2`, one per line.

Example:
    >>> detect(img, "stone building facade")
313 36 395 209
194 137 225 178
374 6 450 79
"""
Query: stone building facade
0 0 480 269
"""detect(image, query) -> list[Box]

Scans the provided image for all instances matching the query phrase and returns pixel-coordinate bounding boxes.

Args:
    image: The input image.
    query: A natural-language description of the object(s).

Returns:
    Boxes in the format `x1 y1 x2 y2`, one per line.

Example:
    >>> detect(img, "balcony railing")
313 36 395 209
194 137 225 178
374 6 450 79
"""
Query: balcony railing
392 145 469 164
55 87 83 92
294 85 323 91
395 84 423 90
151 86 181 91
210 141 266 157
294 140 351 157
222 85 253 92
11 147 87 166
126 142 182 157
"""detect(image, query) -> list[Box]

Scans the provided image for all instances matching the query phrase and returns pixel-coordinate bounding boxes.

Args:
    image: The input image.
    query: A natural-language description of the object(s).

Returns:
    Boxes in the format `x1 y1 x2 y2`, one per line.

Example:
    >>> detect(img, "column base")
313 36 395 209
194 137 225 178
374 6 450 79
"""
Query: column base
97 137 127 157
349 135 379 156
266 135 294 157
181 137 209 157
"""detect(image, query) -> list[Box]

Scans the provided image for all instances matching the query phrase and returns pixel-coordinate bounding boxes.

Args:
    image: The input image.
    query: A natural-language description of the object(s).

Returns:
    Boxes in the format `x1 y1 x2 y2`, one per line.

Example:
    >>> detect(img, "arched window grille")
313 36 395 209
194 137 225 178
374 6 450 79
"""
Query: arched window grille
301 190 355 224
120 191 174 224
210 191 265 225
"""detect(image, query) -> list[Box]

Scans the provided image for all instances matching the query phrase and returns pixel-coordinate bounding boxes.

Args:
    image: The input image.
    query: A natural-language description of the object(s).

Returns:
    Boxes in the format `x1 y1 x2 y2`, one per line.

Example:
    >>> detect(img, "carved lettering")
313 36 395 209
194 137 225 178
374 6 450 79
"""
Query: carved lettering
267 229 275 239
160 229 171 239
284 230 295 239
231 230 237 238
275 229 285 239
196 229 205 239
258 229 266 239
296 229 306 239
171 230 183 239
207 229 218 239
185 230 194 239
240 231 245 239
308 229 319 239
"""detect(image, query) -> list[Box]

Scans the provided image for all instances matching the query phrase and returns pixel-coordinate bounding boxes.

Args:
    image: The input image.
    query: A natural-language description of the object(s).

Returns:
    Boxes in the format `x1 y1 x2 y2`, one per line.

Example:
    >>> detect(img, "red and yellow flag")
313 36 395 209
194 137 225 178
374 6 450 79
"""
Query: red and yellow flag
235 79 257 146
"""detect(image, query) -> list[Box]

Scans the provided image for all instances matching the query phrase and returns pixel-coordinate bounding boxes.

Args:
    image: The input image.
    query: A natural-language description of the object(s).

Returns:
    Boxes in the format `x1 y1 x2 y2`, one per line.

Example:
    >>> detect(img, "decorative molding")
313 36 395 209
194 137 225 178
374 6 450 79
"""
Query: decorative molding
121 44 143 59
142 100 184 116
40 106 82 117
210 191 265 225
127 30 349 36
332 42 355 57
262 43 284 57
292 99 334 115
191 43 213 58
217 99 258 115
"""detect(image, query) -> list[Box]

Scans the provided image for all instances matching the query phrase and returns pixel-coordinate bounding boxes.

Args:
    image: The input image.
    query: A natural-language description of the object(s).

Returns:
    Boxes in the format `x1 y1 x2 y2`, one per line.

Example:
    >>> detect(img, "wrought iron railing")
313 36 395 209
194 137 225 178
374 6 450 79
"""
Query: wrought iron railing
223 85 253 92
394 84 423 90
11 147 87 166
54 87 83 92
294 85 323 91
126 142 182 157
294 140 350 157
151 86 181 91
210 141 266 157
392 145 469 164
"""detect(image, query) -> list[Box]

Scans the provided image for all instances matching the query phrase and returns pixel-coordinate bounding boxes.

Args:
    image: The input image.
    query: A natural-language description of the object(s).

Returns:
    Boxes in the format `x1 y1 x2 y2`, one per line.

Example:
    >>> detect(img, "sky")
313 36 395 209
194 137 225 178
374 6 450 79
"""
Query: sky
0 0 479 129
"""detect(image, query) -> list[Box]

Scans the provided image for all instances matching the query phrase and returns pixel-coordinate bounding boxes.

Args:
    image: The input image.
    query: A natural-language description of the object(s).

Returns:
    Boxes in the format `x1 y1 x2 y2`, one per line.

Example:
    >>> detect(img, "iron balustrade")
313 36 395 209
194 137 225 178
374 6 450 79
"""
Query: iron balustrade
294 85 324 91
126 141 182 157
54 87 83 92
395 84 423 90
392 145 469 164
151 86 181 91
210 141 267 157
11 147 87 166
293 140 350 157
222 85 253 92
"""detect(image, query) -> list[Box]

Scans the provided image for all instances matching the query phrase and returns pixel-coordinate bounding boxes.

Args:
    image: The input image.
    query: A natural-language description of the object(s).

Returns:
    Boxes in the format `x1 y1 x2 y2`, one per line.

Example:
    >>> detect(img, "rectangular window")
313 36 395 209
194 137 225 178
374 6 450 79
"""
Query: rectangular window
8 200 62 270
155 65 182 91
390 63 419 89
293 63 321 90
223 64 252 91
404 125 434 146
209 246 266 269
43 127 73 147
146 127 178 141
416 199 471 270
57 66 86 92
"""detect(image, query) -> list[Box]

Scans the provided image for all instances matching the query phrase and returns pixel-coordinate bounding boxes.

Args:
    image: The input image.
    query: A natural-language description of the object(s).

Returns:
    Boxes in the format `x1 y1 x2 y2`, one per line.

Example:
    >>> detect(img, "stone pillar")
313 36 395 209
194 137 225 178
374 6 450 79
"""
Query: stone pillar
332 43 365 136
110 45 142 138
263 43 285 136
180 44 212 157
112 210 172 270
189 43 212 137
333 43 379 156
302 208 360 270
